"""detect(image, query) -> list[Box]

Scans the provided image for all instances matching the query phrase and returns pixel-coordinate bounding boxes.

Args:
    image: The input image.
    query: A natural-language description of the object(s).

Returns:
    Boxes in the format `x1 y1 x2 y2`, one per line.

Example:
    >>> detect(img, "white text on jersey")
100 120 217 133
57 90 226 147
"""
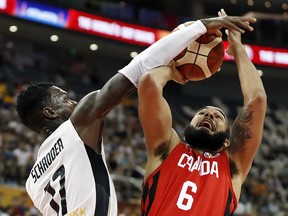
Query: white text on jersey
177 153 219 178
31 138 64 183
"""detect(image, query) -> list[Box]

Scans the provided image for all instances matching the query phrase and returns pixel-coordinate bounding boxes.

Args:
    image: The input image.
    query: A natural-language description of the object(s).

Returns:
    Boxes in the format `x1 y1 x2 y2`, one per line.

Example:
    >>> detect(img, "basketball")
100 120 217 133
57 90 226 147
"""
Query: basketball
174 33 224 81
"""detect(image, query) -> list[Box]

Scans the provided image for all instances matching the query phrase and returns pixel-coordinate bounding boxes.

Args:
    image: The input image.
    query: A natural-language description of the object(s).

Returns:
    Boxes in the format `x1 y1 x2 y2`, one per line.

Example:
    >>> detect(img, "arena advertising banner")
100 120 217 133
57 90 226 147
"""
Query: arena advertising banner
14 0 68 28
66 9 166 46
223 41 288 68
0 0 16 15
0 0 168 46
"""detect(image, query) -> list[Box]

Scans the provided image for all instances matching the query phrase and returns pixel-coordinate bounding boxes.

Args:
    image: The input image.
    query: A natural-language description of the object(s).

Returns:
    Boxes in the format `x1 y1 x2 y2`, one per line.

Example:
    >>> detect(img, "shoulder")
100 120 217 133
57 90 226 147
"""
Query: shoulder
77 91 100 106
71 91 101 120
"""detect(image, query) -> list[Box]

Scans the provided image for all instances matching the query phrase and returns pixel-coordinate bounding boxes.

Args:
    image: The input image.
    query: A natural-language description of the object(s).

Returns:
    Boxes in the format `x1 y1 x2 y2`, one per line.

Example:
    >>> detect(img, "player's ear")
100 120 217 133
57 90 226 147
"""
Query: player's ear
223 139 230 148
43 107 58 119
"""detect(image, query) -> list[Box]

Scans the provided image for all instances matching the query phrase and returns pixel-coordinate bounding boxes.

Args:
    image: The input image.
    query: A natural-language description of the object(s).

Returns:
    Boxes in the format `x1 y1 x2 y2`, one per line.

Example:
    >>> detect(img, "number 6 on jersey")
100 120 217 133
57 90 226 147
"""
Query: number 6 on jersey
176 181 198 211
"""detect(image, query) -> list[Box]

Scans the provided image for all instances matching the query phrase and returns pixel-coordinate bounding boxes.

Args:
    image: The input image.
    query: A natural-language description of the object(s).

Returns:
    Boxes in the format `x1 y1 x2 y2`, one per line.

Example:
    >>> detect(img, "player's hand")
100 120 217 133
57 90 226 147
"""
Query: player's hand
200 8 256 35
225 29 244 56
168 61 189 85
218 9 245 56
218 9 243 56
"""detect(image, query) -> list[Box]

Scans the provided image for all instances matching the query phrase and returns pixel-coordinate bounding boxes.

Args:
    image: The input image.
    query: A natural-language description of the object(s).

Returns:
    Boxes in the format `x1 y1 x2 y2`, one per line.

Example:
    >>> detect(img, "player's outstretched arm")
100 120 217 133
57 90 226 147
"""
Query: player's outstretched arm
73 20 209 125
71 20 207 124
227 29 267 183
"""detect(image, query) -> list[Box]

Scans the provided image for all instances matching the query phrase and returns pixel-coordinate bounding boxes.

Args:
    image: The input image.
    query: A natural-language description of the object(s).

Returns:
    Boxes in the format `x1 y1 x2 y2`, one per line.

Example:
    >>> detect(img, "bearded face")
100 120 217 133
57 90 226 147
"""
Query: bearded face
184 124 229 153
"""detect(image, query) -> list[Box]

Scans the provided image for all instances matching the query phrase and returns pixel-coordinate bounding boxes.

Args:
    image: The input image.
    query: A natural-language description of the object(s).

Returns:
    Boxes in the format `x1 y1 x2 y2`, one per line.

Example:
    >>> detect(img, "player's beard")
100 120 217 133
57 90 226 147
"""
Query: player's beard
183 124 228 152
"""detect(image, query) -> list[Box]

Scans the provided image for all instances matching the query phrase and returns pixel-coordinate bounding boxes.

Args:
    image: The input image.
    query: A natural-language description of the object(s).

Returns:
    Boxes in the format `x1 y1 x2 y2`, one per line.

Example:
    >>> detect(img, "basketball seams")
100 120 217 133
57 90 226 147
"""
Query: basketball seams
194 37 222 57
175 52 197 65
186 37 223 59
195 55 212 78
190 39 202 76
186 50 223 59
174 33 224 81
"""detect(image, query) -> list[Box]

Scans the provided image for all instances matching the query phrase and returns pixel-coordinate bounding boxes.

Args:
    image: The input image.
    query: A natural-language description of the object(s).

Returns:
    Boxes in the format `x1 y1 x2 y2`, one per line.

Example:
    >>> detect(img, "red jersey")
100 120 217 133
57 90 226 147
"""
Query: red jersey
141 142 238 216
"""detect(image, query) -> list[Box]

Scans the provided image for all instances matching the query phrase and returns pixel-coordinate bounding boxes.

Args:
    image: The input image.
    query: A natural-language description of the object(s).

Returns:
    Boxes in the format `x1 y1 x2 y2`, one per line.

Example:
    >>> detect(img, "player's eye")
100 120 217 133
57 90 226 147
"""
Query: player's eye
215 114 224 120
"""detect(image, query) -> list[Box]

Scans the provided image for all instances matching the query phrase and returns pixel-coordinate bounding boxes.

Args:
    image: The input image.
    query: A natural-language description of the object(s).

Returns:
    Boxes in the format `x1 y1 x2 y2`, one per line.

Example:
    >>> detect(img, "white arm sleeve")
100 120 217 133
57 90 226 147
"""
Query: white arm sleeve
118 20 207 87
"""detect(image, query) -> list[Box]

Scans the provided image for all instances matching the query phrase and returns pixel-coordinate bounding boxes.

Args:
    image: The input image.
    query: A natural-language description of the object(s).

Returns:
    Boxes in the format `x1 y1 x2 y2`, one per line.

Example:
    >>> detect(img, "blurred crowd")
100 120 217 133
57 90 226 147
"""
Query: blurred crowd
0 36 288 216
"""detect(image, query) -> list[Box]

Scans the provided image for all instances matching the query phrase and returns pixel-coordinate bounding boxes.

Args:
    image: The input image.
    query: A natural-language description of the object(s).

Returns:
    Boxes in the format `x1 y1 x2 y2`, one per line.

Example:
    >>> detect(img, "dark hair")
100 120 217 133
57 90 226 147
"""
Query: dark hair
196 106 228 120
16 82 53 131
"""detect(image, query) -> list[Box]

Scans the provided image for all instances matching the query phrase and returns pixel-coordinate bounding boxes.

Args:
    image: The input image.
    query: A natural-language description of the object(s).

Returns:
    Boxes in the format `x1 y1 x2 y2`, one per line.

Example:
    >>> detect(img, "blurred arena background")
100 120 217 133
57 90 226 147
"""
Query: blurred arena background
0 0 287 215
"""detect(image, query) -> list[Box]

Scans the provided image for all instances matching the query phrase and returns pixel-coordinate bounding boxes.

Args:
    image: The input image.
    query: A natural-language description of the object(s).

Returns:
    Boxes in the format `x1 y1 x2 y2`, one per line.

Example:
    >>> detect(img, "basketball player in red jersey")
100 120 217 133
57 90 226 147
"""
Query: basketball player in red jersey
16 10 256 216
138 9 266 216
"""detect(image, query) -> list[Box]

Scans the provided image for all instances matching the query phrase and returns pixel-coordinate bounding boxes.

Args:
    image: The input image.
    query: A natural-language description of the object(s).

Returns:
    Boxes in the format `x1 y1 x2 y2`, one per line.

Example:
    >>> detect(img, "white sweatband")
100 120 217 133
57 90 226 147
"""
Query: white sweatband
118 20 207 87
178 24 186 30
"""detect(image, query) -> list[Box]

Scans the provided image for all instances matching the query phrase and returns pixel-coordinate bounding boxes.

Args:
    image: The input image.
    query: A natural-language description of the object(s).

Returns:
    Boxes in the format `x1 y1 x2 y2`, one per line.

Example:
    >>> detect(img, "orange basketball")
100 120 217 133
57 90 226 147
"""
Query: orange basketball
174 33 224 81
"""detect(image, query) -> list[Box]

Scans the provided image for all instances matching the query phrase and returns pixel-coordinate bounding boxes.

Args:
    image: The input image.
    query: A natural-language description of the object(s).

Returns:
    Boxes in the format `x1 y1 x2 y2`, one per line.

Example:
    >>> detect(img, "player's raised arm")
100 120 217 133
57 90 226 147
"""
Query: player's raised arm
137 64 186 158
226 29 267 183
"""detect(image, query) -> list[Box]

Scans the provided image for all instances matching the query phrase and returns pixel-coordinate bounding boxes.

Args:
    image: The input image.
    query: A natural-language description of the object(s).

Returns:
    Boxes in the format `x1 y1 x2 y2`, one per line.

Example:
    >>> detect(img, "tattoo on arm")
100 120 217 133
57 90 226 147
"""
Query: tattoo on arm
229 108 253 153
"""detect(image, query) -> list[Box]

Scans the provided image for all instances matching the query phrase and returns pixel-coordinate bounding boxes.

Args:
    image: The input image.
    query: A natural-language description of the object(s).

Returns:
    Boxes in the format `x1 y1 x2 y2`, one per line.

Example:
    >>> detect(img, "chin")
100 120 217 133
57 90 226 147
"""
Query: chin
184 124 227 152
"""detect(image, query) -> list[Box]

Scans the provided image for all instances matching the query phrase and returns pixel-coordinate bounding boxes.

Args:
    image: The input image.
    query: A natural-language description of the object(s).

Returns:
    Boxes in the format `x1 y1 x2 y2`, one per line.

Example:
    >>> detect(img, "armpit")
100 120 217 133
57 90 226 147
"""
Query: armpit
155 142 170 161
229 158 239 178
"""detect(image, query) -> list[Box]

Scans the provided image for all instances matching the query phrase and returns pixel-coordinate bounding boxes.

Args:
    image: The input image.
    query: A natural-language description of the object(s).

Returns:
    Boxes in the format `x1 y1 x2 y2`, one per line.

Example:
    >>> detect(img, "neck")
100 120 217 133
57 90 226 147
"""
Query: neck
192 146 223 155
41 126 57 137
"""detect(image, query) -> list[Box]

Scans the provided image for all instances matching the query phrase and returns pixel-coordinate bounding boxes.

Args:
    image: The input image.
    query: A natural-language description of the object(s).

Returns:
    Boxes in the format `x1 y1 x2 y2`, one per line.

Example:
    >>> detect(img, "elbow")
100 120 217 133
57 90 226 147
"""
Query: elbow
138 66 171 96
246 89 267 110
255 89 267 106
138 72 162 101
138 72 157 91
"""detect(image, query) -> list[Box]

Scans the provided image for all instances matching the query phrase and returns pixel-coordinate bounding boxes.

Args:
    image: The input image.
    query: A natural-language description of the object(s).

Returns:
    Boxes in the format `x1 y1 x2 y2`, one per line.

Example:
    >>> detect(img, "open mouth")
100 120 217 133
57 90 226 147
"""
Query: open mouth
197 119 215 132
